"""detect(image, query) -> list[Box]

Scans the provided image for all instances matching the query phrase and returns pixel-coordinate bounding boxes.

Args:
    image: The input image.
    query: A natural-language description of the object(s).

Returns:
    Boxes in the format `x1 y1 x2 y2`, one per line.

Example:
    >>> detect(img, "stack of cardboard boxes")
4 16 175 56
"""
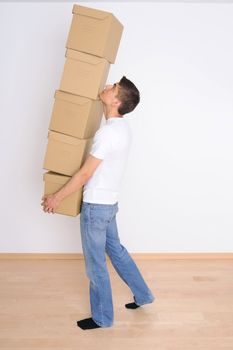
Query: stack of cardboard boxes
42 4 123 217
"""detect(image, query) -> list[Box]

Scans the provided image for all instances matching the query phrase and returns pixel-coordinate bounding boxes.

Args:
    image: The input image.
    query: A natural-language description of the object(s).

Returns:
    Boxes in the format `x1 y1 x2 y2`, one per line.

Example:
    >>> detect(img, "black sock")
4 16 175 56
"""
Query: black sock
125 302 140 309
125 296 140 309
77 317 101 330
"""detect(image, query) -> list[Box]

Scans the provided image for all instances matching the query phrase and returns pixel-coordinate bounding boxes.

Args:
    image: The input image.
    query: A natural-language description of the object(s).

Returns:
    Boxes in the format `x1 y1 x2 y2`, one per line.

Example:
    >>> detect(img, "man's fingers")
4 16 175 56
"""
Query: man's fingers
41 195 56 214
43 206 54 214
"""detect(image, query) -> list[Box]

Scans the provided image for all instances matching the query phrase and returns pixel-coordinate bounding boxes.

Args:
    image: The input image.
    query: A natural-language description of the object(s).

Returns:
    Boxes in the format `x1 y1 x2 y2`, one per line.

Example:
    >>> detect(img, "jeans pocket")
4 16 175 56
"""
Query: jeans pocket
90 207 111 229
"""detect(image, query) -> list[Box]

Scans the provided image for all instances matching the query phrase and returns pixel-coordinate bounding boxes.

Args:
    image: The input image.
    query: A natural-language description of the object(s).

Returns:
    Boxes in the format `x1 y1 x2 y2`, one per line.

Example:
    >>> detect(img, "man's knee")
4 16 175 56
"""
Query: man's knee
84 256 109 281
106 243 129 261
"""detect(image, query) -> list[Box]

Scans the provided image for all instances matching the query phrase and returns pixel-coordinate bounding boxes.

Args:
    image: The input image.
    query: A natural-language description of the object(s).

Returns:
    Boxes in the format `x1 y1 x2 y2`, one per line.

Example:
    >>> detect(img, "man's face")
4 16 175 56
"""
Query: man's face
99 82 121 107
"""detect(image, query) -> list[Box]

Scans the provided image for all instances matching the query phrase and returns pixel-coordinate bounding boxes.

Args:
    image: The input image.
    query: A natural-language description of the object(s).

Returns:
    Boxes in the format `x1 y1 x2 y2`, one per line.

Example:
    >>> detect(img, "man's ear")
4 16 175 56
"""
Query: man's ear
112 98 121 109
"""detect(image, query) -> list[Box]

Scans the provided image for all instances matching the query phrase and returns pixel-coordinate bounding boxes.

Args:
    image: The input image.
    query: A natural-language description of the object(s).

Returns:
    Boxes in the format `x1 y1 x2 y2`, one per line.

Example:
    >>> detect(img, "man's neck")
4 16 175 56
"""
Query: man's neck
103 105 122 120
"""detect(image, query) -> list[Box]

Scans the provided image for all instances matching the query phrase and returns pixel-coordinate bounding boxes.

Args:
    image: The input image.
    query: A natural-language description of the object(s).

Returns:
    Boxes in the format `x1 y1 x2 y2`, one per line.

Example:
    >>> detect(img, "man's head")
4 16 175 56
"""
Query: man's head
99 76 140 116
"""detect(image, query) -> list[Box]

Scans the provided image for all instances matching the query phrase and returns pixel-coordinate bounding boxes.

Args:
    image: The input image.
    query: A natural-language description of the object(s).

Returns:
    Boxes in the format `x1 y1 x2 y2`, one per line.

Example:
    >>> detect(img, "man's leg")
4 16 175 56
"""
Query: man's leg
105 204 155 306
78 202 114 329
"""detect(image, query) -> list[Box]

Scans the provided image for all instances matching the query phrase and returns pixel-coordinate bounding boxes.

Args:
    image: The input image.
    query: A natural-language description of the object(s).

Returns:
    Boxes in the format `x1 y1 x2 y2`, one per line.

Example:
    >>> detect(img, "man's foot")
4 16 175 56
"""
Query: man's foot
77 317 101 330
125 301 140 309
125 296 140 309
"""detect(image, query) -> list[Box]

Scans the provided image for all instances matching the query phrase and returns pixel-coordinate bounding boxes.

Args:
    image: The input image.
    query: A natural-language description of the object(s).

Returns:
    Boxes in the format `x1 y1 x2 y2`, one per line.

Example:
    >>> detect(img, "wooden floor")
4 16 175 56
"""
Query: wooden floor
0 258 233 349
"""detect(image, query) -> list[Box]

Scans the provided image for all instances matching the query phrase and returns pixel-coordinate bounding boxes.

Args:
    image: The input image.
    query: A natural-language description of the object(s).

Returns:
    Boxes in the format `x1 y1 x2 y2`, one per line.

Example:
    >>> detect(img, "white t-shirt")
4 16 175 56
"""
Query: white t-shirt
83 116 132 204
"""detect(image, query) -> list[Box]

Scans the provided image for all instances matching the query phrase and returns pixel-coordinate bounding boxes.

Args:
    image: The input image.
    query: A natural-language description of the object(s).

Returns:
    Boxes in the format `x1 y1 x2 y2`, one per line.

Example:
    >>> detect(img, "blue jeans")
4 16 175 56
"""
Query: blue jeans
80 201 155 328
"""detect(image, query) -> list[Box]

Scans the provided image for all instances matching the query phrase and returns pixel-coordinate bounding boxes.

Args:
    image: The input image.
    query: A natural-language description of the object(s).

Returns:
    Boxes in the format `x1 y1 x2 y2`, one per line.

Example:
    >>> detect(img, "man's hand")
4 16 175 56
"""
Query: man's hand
41 193 61 214
41 155 102 214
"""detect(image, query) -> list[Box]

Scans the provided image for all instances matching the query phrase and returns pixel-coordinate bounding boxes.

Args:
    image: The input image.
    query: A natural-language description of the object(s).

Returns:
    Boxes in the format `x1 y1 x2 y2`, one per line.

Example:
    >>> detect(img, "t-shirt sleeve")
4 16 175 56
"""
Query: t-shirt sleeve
89 126 113 160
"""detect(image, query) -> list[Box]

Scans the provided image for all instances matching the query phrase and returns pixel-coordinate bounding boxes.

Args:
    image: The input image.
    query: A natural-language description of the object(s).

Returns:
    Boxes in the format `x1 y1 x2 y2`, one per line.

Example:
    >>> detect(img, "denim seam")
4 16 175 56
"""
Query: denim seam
87 205 109 327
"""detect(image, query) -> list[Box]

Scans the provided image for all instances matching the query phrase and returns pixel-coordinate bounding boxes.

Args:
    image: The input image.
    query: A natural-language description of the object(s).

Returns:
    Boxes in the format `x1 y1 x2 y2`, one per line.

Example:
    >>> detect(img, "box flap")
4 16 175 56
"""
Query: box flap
54 90 91 106
72 4 111 20
48 130 86 146
43 171 71 185
65 49 107 65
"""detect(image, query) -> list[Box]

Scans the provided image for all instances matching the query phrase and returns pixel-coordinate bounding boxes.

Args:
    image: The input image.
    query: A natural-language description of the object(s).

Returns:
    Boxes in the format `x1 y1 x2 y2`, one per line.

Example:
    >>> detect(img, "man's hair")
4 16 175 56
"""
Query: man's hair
117 76 140 115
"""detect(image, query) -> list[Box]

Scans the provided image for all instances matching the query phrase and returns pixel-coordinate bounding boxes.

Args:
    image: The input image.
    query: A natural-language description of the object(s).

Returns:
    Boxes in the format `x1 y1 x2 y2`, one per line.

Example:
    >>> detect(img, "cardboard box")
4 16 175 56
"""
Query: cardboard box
59 49 110 100
66 4 123 64
43 171 83 216
49 90 103 139
43 130 92 176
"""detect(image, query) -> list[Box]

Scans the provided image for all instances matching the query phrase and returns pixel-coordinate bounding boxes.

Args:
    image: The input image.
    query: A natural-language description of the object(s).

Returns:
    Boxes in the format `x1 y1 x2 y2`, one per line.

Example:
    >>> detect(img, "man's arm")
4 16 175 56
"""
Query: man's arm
55 154 102 201
41 154 102 213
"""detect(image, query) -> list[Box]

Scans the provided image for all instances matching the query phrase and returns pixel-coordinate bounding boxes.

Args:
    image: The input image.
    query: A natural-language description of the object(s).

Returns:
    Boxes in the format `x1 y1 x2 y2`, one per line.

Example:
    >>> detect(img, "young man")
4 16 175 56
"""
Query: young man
41 76 155 330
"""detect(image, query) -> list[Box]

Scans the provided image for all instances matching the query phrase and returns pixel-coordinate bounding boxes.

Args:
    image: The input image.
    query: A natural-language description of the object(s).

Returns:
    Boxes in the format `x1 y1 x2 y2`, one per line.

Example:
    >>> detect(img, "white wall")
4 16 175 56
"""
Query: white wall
0 1 232 253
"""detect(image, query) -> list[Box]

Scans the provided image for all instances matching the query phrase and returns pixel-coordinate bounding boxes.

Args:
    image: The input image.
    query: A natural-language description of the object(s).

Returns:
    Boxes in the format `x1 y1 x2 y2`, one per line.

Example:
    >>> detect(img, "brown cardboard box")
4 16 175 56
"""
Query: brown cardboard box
43 171 83 216
59 49 110 100
49 90 103 139
43 130 92 176
66 4 123 64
